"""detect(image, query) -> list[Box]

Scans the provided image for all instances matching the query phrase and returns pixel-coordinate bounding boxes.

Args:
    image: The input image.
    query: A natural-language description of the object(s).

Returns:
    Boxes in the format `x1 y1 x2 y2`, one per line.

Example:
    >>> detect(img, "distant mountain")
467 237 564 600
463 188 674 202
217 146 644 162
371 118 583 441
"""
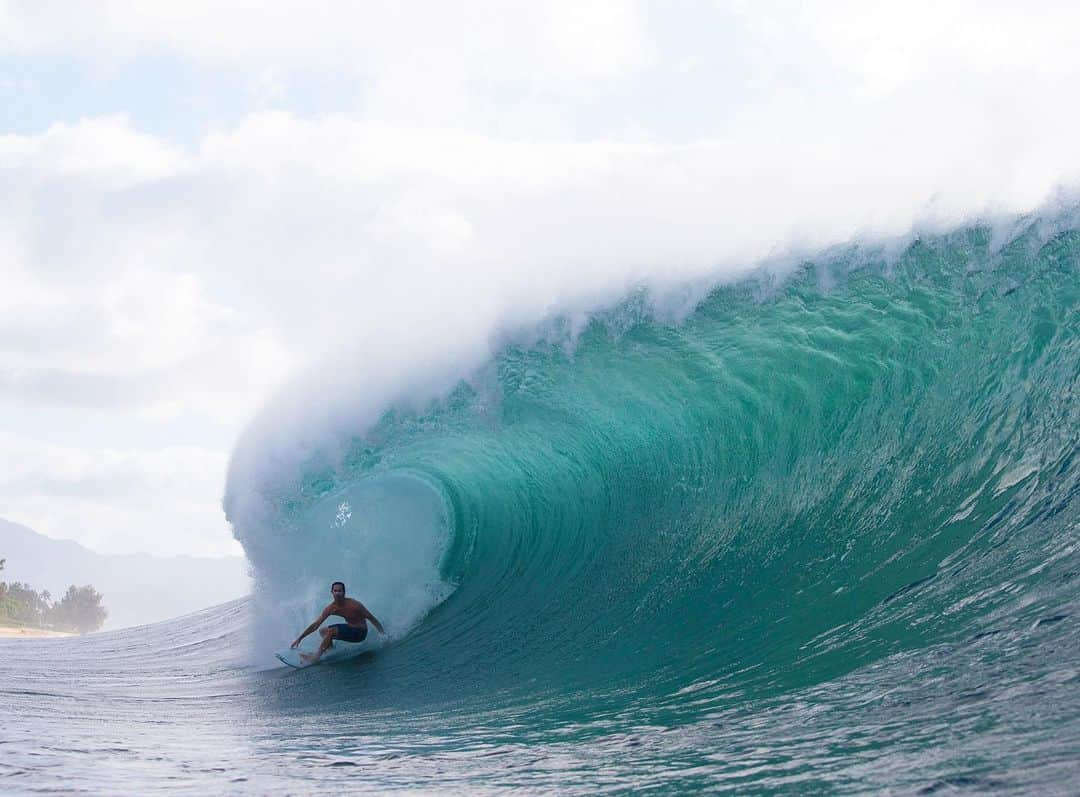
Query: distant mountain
0 517 250 631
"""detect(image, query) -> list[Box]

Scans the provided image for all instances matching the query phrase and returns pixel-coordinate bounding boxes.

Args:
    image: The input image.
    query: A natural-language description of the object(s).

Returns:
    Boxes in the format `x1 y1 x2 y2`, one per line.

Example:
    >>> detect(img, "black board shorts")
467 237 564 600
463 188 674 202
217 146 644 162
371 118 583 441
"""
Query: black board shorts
331 623 368 643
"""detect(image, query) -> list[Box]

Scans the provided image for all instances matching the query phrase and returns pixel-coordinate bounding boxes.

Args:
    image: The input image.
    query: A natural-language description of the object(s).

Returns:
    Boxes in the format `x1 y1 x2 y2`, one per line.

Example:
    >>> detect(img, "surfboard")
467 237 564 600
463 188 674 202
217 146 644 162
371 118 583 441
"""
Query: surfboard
274 648 316 668
274 634 378 668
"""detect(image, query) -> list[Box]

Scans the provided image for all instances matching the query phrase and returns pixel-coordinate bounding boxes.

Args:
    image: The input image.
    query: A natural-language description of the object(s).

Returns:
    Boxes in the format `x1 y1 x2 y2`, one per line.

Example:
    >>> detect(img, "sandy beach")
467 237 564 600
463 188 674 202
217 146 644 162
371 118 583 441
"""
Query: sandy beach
0 624 74 639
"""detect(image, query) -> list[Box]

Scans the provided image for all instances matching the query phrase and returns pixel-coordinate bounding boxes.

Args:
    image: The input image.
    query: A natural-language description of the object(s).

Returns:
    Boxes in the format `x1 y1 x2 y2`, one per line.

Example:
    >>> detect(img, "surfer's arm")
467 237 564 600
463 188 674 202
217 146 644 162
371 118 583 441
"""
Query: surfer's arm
360 602 385 634
291 606 331 648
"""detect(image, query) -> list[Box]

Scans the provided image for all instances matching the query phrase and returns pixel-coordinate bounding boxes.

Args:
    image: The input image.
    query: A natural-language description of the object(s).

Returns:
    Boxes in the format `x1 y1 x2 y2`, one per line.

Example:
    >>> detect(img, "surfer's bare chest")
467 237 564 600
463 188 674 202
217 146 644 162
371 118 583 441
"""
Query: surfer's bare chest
330 599 366 626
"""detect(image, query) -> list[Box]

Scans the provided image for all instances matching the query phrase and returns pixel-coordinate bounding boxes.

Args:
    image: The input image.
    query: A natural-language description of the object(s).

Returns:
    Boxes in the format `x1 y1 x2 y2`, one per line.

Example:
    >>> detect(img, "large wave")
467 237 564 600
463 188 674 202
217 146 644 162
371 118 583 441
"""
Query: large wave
224 213 1078 707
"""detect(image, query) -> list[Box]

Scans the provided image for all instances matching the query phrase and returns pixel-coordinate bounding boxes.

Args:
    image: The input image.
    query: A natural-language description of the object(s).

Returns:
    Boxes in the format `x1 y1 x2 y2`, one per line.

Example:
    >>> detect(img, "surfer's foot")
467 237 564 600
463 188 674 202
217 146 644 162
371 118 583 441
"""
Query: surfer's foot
299 652 320 664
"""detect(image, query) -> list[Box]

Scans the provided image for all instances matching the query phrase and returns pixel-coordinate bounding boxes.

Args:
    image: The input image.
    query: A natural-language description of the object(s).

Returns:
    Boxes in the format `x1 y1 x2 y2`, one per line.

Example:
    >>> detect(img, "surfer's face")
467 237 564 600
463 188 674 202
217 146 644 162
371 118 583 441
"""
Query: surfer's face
331 584 345 602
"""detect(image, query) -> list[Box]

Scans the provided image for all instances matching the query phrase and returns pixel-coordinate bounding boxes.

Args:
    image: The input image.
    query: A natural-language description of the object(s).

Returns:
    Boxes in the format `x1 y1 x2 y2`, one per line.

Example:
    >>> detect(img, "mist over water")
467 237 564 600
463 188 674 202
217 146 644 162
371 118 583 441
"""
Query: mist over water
5 212 1078 793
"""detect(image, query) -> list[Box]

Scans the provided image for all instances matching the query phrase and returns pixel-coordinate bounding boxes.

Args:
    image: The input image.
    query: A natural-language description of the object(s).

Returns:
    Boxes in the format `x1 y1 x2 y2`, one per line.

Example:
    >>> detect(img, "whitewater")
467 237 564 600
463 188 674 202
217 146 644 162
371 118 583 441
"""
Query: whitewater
2 213 1077 794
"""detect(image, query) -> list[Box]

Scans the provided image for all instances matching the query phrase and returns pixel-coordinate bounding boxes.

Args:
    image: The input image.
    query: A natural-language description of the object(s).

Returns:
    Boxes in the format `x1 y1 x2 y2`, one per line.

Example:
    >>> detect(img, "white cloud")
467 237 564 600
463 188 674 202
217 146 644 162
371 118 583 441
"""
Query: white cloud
0 115 182 179
0 3 654 135
725 0 1080 93
0 431 238 556
0 117 293 425
0 2 653 96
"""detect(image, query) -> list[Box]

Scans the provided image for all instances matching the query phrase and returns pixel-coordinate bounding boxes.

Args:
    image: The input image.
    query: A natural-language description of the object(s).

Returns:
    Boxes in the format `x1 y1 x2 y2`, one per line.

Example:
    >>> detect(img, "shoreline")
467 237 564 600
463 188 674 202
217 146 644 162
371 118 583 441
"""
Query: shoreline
0 624 75 639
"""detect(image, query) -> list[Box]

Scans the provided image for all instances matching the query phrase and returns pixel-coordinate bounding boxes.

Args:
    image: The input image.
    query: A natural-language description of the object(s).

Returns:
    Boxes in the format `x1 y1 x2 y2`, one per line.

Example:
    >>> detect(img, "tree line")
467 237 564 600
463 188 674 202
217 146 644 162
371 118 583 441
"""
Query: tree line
0 557 108 634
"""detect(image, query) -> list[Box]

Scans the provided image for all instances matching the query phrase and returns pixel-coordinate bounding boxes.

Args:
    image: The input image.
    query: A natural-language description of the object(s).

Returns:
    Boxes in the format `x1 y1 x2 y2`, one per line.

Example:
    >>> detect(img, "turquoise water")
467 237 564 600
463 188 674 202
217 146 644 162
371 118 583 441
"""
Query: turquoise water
4 217 1078 793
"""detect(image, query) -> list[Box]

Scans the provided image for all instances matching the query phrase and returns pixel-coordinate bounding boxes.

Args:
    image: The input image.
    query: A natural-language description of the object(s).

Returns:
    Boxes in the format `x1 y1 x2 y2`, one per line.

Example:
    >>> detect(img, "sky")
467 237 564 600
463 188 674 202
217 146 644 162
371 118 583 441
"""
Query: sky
2 1 1079 557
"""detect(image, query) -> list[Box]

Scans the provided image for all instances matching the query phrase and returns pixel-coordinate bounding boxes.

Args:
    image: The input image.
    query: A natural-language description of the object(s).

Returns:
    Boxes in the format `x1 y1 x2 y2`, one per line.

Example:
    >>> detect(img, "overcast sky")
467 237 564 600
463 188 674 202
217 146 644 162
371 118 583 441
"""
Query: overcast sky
2 1 1079 557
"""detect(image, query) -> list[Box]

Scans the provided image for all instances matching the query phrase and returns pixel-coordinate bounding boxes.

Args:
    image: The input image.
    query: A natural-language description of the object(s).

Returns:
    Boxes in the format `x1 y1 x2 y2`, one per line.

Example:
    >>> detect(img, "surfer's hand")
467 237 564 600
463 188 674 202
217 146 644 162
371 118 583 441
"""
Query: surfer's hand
290 638 300 649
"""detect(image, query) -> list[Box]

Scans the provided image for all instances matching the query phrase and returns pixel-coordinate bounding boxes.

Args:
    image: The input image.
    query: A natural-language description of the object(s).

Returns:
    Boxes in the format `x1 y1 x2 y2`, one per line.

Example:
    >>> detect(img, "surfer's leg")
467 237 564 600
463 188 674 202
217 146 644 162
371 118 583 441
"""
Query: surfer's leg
302 626 337 663
321 626 337 650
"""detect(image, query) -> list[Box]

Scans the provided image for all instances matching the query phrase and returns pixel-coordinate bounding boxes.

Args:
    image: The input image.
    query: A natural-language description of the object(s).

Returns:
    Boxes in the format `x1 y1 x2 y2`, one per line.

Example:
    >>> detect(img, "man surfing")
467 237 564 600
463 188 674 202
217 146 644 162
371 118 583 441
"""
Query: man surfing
290 581 385 664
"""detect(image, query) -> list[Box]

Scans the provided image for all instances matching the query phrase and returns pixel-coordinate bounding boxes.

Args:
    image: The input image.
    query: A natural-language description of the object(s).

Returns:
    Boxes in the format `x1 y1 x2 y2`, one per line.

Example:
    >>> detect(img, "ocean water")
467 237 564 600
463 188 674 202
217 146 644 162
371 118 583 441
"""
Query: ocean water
3 217 1078 794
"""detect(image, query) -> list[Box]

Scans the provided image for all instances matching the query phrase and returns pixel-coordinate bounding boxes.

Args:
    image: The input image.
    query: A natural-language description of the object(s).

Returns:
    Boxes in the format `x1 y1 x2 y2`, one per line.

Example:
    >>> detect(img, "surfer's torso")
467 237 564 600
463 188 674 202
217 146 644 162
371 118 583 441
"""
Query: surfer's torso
327 597 368 628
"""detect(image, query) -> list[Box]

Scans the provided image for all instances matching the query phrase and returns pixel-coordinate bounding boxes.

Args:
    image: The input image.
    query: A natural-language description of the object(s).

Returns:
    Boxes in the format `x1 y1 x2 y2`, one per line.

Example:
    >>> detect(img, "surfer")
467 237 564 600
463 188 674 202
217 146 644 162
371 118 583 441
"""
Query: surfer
290 581 385 664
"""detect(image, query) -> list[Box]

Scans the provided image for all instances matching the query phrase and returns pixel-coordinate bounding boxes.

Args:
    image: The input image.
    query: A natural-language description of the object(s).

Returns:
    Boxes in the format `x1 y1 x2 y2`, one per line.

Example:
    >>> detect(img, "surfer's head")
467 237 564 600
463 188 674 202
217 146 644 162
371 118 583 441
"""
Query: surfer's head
331 581 346 602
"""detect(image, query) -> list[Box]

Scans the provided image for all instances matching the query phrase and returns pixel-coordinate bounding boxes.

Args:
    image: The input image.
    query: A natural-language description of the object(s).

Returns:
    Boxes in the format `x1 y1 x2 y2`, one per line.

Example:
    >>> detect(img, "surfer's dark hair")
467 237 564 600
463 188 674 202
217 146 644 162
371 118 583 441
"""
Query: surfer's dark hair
331 581 346 592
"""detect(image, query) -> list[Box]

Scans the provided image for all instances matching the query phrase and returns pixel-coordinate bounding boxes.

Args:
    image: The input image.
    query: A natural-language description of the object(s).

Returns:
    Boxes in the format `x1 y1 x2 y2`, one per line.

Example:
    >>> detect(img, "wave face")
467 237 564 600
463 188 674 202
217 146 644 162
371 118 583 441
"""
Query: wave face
220 216 1079 790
